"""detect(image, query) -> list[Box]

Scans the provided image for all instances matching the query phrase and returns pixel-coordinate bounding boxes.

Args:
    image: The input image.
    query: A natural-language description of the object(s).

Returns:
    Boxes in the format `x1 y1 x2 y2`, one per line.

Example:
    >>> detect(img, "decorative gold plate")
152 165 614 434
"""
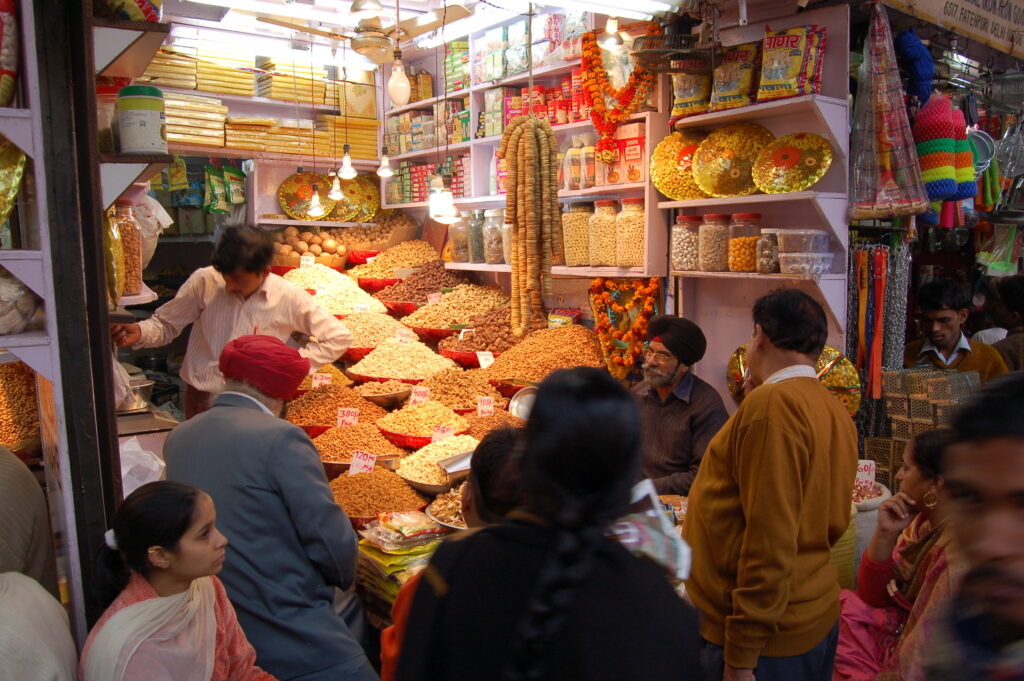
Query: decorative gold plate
692 122 775 198
650 130 710 201
278 171 336 220
752 132 833 194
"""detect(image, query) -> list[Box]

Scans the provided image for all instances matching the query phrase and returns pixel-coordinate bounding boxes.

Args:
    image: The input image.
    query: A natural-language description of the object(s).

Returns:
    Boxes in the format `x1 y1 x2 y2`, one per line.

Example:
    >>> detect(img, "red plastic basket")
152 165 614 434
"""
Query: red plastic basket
376 425 469 450
291 388 310 401
358 277 402 293
381 300 421 317
346 370 423 385
489 379 532 398
440 348 503 368
409 326 459 344
347 249 382 265
270 265 297 277
342 347 374 363
299 425 332 439
452 404 507 415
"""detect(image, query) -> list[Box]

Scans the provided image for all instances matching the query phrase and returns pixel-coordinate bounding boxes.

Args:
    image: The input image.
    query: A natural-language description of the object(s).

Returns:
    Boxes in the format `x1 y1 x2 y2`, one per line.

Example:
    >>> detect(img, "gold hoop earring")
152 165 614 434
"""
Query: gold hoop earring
923 490 938 509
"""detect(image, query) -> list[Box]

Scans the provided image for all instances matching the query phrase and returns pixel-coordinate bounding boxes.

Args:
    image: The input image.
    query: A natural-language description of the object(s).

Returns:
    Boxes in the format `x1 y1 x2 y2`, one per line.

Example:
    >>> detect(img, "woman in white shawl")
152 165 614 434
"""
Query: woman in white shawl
79 481 276 681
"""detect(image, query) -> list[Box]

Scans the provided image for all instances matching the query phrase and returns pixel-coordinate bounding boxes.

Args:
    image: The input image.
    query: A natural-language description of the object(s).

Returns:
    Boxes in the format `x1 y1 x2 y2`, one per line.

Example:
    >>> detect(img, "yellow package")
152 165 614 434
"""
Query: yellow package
710 42 760 111
757 26 813 102
670 72 712 118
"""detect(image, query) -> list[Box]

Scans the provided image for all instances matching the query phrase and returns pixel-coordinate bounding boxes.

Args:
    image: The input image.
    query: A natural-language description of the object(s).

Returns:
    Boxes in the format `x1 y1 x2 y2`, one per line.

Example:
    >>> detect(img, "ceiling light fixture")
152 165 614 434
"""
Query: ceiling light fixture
339 144 358 179
387 49 412 106
599 17 624 49
428 174 459 224
328 174 344 200
377 147 394 177
307 184 327 218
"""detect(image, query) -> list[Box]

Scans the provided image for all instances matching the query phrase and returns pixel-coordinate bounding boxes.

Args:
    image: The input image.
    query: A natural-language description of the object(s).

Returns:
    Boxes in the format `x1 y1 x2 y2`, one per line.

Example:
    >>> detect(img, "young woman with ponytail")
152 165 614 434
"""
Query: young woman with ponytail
79 481 276 681
395 368 701 681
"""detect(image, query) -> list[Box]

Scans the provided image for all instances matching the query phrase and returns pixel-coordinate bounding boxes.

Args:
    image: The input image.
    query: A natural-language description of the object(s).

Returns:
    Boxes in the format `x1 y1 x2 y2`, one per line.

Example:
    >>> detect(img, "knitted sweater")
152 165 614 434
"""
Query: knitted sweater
993 333 1024 373
903 338 1009 382
685 377 857 668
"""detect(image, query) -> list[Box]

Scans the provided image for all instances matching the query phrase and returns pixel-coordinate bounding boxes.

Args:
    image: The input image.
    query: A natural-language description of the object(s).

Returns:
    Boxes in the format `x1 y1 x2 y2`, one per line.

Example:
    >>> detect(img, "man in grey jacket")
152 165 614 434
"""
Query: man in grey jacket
165 334 378 681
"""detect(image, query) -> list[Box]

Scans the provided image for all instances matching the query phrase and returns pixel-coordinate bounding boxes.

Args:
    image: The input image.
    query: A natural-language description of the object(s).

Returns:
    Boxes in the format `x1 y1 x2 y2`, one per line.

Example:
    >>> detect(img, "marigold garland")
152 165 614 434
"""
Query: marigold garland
589 277 660 379
581 22 661 163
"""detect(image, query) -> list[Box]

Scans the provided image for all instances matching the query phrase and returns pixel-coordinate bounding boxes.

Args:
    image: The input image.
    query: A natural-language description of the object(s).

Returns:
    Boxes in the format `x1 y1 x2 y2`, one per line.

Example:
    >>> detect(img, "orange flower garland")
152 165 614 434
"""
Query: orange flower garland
589 277 661 379
581 22 661 163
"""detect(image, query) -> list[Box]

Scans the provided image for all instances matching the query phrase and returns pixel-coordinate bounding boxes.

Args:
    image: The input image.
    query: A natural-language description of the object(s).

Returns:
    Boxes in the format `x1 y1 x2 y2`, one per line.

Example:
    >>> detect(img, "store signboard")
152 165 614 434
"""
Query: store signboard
883 0 1024 57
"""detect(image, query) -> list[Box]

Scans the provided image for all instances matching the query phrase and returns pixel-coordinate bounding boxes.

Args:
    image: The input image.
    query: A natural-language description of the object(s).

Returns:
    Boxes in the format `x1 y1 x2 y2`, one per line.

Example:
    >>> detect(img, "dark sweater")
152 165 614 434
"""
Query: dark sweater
903 338 1009 382
632 371 729 495
993 332 1024 372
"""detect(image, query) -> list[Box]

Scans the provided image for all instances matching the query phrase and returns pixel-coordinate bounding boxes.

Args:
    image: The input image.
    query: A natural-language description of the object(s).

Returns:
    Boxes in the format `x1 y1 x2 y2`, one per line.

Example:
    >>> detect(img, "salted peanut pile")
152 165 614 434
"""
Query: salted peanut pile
298 363 352 390
330 468 425 517
312 288 387 315
284 263 385 314
483 324 605 383
377 400 469 437
341 312 408 348
430 482 467 529
348 240 438 279
420 368 505 411
403 284 509 329
355 379 411 397
0 362 39 445
374 259 468 304
438 304 546 353
314 423 405 462
282 263 351 290
286 384 387 426
465 410 526 440
396 435 480 484
349 339 457 380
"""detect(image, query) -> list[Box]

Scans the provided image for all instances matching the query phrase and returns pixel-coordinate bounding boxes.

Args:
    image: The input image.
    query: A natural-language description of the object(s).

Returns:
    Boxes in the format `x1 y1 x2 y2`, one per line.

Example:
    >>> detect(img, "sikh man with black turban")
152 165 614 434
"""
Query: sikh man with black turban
631 314 728 495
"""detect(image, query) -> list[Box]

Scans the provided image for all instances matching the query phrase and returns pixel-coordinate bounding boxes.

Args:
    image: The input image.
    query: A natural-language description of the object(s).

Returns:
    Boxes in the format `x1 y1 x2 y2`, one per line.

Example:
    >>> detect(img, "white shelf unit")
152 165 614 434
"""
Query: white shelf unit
663 4 850 411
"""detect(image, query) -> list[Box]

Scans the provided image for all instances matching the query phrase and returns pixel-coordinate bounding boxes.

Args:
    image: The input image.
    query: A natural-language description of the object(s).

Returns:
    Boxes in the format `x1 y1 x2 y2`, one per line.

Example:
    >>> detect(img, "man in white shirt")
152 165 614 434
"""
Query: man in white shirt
111 226 351 417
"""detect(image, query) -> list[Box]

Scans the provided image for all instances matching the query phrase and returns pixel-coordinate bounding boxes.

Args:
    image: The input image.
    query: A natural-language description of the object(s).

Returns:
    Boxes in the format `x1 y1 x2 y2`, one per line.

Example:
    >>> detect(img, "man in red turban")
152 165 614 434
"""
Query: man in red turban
164 336 377 681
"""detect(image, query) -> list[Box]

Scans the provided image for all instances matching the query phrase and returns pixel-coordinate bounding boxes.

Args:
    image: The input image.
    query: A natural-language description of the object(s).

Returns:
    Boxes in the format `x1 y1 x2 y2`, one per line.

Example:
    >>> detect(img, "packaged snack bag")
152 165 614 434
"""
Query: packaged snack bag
223 165 246 205
670 72 711 118
710 42 760 111
757 25 820 102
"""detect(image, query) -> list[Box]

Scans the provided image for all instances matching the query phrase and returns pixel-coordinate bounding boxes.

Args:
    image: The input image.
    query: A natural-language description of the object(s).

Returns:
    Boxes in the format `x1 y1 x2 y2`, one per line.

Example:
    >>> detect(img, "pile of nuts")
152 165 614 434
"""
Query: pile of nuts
286 384 387 426
374 260 468 304
403 285 508 329
322 223 390 249
483 324 605 383
0 362 39 445
466 411 526 440
376 400 469 437
314 423 404 462
438 304 545 354
348 240 438 279
283 263 352 291
348 339 458 380
420 369 506 411
272 228 346 268
312 288 387 315
330 468 426 518
561 205 592 267
615 202 646 268
298 363 352 390
670 226 699 271
698 222 729 271
355 379 411 397
727 236 759 272
588 203 618 267
396 435 479 484
429 482 467 528
338 312 407 348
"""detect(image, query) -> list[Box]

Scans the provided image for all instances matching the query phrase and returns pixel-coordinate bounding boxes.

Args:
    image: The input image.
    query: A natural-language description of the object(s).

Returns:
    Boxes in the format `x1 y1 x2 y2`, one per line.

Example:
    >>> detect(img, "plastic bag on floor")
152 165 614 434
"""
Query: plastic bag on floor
119 436 165 497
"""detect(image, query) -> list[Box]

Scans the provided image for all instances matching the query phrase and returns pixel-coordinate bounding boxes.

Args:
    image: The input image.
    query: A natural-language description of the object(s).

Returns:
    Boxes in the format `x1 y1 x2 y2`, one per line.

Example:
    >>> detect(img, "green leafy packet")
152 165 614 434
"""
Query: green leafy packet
205 165 230 214
223 165 247 205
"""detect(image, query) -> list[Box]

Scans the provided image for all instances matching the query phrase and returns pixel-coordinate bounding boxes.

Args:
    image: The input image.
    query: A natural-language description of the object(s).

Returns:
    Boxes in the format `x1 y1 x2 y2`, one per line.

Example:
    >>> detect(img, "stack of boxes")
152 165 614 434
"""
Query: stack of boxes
596 122 647 186
473 25 507 83
384 110 435 155
335 69 378 120
141 47 197 89
433 96 472 145
195 49 255 96
314 115 380 160
162 91 227 148
256 57 327 104
444 40 470 93
224 116 274 152
405 68 434 104
386 154 470 206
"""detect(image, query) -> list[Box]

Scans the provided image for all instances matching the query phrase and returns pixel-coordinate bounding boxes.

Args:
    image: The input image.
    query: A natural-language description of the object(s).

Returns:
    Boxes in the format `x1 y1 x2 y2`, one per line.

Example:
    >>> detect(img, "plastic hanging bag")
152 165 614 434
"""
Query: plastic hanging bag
978 223 1021 276
205 165 230 214
133 194 173 268
167 156 189 192
103 207 125 308
119 436 166 497
223 165 247 205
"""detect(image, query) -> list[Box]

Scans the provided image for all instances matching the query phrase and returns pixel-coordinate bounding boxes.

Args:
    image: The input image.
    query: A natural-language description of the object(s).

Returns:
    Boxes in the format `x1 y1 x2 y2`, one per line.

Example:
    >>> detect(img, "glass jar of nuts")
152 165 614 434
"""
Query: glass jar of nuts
589 200 618 267
615 198 646 268
449 217 469 263
698 213 730 272
562 202 594 267
728 213 761 273
483 209 505 264
671 215 701 272
756 229 780 274
114 198 142 295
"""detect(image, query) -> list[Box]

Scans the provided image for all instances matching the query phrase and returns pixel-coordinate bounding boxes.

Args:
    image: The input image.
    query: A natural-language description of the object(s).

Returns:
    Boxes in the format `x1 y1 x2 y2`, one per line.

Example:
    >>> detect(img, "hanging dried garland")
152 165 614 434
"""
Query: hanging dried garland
589 277 660 379
581 22 661 163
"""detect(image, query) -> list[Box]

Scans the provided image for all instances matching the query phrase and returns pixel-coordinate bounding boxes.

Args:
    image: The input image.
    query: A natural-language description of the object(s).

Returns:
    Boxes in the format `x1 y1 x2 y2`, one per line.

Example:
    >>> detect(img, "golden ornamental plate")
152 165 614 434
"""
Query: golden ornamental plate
752 132 833 194
0 136 27 228
650 130 710 201
726 344 862 416
278 172 336 220
356 174 381 222
692 122 775 198
330 177 361 222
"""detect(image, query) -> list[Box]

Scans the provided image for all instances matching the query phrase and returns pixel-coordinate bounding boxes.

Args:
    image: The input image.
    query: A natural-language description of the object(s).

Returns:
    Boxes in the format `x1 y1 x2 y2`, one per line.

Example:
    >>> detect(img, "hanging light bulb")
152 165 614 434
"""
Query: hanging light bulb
599 17 623 50
328 174 344 201
377 147 394 178
349 0 383 20
428 174 459 224
307 183 327 218
387 50 412 107
339 144 357 180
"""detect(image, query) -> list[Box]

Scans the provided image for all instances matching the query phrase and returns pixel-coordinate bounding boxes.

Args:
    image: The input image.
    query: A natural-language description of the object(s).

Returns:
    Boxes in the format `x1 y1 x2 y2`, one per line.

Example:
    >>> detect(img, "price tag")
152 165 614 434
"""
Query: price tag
348 450 377 475
353 303 370 313
311 373 332 389
476 351 495 369
856 459 876 485
410 385 431 406
395 327 416 343
300 254 315 268
477 396 494 417
366 256 377 263
336 407 359 427
427 292 443 305
459 328 475 341
431 424 456 442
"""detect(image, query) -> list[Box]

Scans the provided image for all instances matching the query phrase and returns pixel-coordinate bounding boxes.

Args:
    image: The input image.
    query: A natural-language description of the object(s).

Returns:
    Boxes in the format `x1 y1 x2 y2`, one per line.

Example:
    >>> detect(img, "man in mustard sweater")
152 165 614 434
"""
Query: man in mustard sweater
903 277 1008 382
686 290 857 681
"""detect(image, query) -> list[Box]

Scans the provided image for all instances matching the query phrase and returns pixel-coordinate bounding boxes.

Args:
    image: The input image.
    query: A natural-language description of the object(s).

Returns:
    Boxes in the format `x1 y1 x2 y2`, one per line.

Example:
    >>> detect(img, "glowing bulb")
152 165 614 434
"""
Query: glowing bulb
377 151 394 178
307 184 327 218
339 144 357 180
350 0 382 20
328 174 344 201
387 52 411 107
599 17 623 50
428 175 459 224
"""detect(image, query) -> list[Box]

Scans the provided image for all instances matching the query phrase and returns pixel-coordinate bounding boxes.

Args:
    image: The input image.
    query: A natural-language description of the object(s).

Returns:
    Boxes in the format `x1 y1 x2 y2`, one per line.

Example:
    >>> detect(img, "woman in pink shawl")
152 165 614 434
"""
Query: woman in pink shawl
834 430 966 681
79 481 275 681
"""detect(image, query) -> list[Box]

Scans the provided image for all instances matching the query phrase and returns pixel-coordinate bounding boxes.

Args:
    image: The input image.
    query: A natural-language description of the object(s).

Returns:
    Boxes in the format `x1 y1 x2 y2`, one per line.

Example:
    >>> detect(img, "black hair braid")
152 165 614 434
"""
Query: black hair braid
93 543 132 613
504 526 606 681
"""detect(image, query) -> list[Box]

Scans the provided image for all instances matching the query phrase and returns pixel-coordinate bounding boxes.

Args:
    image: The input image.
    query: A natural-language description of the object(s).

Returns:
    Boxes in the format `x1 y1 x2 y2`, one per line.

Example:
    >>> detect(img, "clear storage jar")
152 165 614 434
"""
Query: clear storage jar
468 211 485 263
698 213 730 272
615 198 646 268
671 215 701 271
449 216 469 262
483 209 505 264
728 212 761 272
562 202 593 266
588 200 618 267
114 199 142 296
756 229 780 274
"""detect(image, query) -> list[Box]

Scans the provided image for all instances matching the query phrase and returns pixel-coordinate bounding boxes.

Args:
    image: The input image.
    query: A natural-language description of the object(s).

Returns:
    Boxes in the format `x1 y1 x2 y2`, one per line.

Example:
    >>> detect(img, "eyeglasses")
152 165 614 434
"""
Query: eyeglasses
643 347 675 363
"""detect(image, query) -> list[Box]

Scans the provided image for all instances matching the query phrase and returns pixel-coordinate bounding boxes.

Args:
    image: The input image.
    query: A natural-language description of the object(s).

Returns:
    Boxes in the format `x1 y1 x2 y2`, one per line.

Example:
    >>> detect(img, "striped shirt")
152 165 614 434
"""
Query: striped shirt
135 266 351 393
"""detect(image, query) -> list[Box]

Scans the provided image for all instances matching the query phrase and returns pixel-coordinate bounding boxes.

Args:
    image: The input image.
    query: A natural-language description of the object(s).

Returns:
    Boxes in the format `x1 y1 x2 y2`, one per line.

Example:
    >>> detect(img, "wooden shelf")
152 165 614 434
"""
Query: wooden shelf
99 153 173 209
658 191 846 210
92 18 170 79
257 218 377 228
559 182 647 200
672 271 846 281
391 140 472 162
158 234 216 243
384 89 471 118
168 143 379 166
445 262 649 278
480 62 576 90
0 108 35 157
0 329 49 348
159 87 339 114
0 250 45 298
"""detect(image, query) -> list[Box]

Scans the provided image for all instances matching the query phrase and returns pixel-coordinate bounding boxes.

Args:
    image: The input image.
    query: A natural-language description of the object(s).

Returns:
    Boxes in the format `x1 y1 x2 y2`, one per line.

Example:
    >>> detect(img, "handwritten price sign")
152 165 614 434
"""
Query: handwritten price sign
475 351 495 369
353 303 370 313
395 327 416 344
856 459 876 484
459 328 475 340
336 408 359 427
311 373 332 389
477 396 494 417
410 386 430 406
431 425 456 442
427 292 443 305
348 450 377 475
300 254 315 268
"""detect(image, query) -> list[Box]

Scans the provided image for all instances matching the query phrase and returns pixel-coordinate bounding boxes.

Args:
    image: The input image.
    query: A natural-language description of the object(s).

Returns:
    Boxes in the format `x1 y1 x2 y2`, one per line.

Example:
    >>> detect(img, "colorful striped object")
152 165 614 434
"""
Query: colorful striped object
913 97 957 201
951 108 977 200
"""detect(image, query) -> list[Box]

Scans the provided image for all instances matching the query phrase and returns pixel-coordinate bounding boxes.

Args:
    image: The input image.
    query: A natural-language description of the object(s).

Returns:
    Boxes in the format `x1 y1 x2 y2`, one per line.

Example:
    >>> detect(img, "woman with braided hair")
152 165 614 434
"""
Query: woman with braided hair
395 367 701 681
